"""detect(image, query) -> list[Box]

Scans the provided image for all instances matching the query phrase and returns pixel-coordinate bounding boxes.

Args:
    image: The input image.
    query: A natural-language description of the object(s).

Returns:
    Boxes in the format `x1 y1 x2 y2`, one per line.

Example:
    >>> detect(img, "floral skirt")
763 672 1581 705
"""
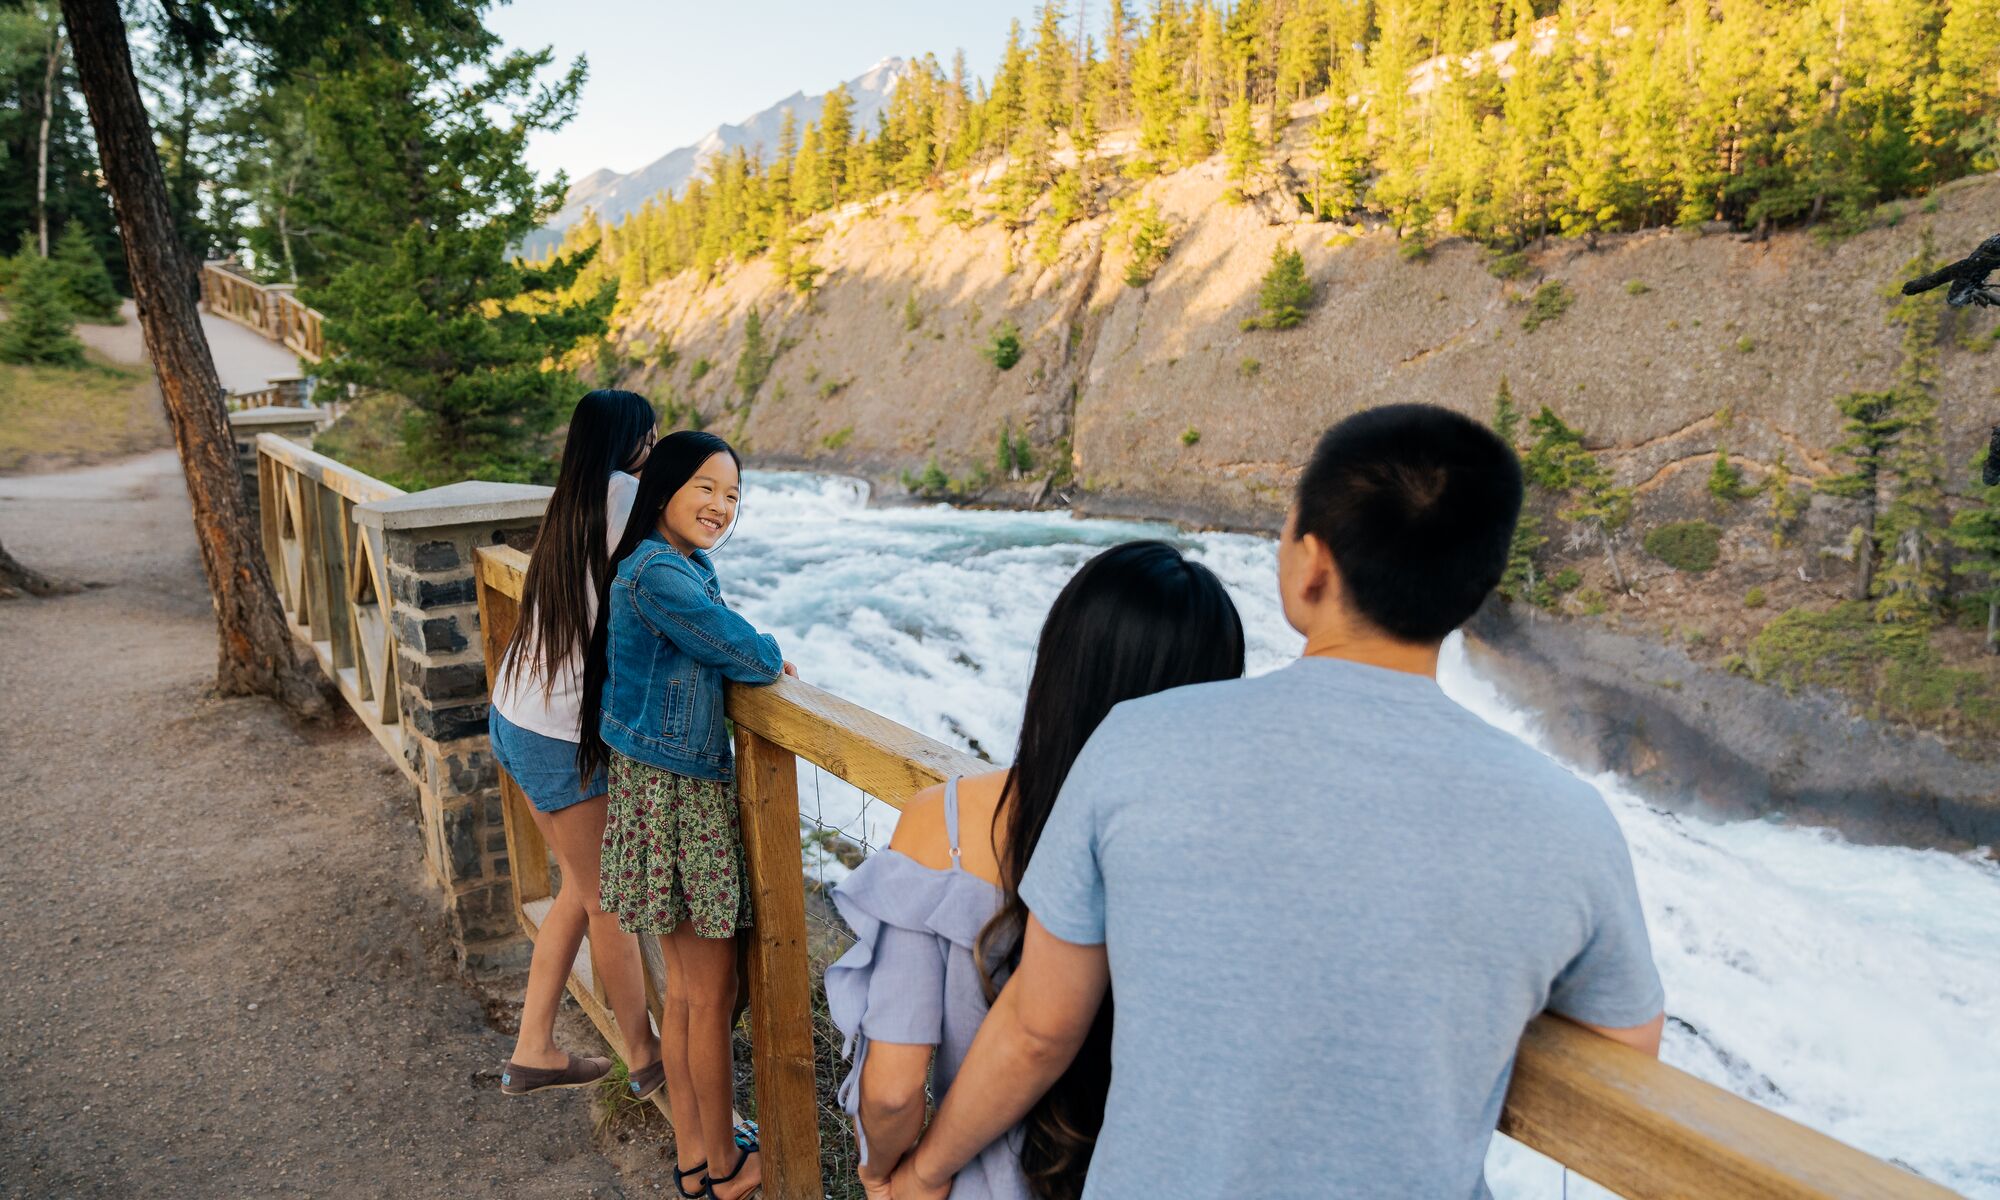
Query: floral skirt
601 754 754 938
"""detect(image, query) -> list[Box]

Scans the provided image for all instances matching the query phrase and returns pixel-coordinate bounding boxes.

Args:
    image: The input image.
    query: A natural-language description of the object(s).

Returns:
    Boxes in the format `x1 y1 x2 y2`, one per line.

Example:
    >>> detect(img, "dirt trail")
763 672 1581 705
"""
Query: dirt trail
0 453 627 1198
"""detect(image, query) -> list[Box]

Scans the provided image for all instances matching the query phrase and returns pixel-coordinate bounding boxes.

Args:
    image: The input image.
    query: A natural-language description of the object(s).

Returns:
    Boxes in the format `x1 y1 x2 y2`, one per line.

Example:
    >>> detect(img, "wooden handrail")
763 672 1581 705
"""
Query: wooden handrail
201 259 326 363
253 435 407 764
468 546 1958 1200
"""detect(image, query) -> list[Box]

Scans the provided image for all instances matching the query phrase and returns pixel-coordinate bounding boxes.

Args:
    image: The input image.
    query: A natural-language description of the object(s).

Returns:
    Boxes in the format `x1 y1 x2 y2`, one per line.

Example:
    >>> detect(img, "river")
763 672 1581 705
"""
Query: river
723 471 2000 1199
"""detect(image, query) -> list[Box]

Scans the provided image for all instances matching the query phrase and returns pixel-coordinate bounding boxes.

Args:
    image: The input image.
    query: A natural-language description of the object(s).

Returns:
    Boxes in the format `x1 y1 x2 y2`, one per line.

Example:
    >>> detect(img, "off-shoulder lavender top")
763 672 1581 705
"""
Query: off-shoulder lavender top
826 778 1031 1200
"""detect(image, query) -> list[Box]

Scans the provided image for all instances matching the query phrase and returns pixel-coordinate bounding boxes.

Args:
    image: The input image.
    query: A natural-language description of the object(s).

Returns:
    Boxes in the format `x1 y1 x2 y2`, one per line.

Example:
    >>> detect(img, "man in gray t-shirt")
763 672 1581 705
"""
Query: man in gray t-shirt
890 405 1665 1200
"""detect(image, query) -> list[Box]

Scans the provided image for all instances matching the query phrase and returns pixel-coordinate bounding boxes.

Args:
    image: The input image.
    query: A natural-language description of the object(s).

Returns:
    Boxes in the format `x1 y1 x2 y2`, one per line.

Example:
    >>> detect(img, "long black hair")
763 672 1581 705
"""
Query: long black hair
975 540 1246 1200
575 430 745 781
500 390 655 697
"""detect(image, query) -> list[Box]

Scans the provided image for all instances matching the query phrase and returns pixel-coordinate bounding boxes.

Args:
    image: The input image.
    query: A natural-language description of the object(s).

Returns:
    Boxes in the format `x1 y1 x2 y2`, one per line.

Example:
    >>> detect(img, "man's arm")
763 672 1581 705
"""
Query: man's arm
1571 1011 1665 1057
891 917 1110 1199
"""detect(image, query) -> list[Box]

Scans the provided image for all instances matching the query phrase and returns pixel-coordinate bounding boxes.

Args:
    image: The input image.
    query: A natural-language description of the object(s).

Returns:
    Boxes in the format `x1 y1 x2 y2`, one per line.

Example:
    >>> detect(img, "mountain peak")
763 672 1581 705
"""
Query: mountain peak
525 58 908 256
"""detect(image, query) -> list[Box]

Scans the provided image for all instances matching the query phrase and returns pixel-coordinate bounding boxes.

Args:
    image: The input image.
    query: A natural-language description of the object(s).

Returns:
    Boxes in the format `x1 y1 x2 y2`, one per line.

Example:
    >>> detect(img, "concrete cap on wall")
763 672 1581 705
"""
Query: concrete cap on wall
352 481 553 532
226 406 327 431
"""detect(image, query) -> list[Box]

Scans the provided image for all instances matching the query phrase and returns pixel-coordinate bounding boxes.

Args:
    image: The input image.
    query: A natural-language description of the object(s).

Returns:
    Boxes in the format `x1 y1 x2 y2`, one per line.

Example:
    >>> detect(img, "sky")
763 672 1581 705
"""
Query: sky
487 0 1050 186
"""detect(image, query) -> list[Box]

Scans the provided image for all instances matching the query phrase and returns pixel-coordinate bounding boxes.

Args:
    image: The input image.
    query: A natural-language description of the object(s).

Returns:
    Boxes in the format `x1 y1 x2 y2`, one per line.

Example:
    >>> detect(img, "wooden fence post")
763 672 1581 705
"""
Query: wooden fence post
734 726 822 1199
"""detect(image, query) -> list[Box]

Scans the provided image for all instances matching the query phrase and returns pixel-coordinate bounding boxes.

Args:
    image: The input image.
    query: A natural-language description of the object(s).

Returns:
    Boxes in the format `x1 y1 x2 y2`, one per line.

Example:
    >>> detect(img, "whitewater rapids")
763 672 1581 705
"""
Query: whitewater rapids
721 472 1999 1198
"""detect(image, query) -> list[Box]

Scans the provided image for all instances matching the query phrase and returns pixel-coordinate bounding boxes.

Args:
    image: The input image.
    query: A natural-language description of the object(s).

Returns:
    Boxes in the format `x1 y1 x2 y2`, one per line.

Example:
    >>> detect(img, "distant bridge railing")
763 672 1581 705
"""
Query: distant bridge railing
201 259 325 363
241 436 1960 1200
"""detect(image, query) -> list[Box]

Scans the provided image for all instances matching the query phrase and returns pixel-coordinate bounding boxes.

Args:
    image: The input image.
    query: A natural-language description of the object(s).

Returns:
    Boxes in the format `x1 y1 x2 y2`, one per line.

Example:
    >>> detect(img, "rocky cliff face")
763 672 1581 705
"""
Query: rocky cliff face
610 162 1997 533
604 158 2000 848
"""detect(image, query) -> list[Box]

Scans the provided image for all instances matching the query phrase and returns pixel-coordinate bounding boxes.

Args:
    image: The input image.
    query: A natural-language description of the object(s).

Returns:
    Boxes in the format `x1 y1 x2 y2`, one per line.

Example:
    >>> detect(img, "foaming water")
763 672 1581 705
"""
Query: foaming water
724 471 2000 1198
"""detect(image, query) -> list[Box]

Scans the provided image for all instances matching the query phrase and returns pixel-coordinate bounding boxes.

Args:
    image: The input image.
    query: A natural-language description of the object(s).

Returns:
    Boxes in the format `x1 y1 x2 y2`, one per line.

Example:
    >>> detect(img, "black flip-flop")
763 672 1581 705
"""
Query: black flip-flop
702 1134 759 1199
674 1161 707 1199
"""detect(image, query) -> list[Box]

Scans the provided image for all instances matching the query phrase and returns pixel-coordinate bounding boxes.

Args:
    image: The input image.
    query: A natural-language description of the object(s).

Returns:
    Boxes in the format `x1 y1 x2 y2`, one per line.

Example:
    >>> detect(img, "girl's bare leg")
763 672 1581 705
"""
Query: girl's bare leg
509 804 588 1069
668 923 760 1199
657 930 712 1181
541 795 659 1071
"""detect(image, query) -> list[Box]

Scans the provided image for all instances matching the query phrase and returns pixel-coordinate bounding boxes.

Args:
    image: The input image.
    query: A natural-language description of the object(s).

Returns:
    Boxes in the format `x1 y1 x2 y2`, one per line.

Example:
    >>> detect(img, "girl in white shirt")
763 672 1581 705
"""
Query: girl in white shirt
491 391 666 1106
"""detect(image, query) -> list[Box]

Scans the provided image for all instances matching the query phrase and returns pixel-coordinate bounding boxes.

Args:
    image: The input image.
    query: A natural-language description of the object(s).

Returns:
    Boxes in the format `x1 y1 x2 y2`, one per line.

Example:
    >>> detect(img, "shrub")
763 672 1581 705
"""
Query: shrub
1745 585 1767 609
1242 246 1313 331
818 377 846 400
1550 567 1583 593
819 426 853 451
1238 357 1261 379
1624 278 1651 296
1521 281 1573 332
1708 448 1751 503
982 322 1022 370
53 224 122 322
1121 202 1172 288
1180 427 1201 447
1643 520 1723 572
903 293 922 332
689 357 712 381
995 420 1034 478
1735 335 1756 353
0 255 84 366
1486 249 1529 280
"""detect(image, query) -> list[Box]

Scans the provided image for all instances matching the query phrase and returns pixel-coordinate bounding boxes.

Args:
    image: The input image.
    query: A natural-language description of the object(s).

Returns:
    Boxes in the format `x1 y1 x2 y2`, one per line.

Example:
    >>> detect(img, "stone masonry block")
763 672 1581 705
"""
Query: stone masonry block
395 650 488 705
390 609 471 655
440 798 483 885
385 532 463 573
408 699 490 744
389 567 477 609
427 739 499 801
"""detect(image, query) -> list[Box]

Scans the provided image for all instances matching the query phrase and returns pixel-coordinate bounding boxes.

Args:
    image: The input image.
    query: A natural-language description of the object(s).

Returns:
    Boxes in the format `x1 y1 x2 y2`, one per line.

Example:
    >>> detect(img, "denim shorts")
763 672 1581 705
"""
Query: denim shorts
488 708 608 814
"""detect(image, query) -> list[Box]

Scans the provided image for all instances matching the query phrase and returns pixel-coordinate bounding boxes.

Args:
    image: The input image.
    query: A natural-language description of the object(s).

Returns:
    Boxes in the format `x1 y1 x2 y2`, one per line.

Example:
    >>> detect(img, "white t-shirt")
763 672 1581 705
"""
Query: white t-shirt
490 471 640 741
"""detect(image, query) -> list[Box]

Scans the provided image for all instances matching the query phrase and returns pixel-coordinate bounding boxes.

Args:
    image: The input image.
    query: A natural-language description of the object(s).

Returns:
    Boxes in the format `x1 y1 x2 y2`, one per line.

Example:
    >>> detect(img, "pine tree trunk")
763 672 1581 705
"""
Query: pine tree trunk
37 24 58 257
1987 599 1997 656
59 0 329 719
1855 508 1876 601
1601 527 1627 593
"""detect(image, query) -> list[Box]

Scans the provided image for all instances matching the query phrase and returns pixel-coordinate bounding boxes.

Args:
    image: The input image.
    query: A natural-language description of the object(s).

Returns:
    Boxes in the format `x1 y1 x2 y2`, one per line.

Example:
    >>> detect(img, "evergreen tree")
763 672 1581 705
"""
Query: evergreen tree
1948 447 2000 655
819 84 855 202
1243 244 1312 330
1492 376 1521 447
1222 92 1259 201
1499 512 1548 603
300 23 610 486
1522 405 1585 491
734 307 770 405
1308 87 1366 218
0 249 82 364
1874 234 1949 623
1556 441 1634 592
51 220 119 320
1819 390 1903 602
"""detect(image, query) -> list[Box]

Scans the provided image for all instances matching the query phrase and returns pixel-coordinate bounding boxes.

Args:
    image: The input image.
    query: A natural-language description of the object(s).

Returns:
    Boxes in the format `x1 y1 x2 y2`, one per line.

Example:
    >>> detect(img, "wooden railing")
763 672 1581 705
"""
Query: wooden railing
468 545 1958 1200
255 433 408 766
201 259 326 363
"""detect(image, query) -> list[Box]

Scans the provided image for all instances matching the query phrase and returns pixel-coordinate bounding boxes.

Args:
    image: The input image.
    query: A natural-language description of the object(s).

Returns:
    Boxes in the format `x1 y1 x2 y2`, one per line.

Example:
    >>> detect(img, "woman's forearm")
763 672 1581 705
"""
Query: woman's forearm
856 1041 934 1179
857 1093 927 1179
907 985 1084 1186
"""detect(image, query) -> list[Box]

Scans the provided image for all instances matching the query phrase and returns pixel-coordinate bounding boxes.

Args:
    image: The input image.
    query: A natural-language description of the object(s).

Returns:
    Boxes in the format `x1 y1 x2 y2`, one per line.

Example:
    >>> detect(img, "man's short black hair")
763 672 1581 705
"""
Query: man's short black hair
1293 403 1524 642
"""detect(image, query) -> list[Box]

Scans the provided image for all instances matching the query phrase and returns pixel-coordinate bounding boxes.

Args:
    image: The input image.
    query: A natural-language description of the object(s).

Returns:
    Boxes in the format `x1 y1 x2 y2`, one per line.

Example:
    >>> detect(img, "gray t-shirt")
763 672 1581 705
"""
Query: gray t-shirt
1018 657 1663 1200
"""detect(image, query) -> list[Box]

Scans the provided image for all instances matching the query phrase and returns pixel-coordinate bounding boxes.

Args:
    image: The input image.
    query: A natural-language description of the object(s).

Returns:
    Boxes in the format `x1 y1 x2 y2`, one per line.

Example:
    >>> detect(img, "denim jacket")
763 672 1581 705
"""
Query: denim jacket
600 534 783 780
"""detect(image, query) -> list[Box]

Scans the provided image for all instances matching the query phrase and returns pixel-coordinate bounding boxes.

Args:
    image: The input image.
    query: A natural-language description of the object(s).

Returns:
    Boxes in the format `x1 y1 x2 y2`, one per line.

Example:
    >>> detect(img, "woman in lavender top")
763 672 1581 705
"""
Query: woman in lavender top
827 541 1246 1200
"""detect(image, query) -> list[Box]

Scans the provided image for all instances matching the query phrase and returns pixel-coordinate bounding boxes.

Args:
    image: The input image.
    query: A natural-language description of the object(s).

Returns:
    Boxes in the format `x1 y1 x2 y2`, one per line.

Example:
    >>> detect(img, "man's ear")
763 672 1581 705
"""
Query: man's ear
1298 531 1337 607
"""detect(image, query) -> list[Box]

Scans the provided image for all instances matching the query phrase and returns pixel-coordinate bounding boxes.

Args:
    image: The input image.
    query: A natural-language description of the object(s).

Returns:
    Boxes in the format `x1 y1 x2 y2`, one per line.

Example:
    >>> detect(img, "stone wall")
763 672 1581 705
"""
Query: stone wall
356 482 551 970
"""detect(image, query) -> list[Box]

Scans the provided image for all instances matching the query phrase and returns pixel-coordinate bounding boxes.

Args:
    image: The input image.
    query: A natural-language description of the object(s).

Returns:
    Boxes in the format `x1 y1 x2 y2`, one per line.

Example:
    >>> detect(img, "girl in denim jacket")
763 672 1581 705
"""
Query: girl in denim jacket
578 430 793 1200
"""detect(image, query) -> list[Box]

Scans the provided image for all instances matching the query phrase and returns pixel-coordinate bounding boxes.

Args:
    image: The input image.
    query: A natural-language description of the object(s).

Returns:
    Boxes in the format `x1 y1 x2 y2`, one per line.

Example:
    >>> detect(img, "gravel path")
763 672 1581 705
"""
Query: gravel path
72 300 302 394
0 453 630 1198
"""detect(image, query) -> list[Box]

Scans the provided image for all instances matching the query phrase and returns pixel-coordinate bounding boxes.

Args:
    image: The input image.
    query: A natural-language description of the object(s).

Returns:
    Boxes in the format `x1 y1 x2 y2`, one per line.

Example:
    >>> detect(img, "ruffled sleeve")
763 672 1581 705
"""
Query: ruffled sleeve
826 852 956 1165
